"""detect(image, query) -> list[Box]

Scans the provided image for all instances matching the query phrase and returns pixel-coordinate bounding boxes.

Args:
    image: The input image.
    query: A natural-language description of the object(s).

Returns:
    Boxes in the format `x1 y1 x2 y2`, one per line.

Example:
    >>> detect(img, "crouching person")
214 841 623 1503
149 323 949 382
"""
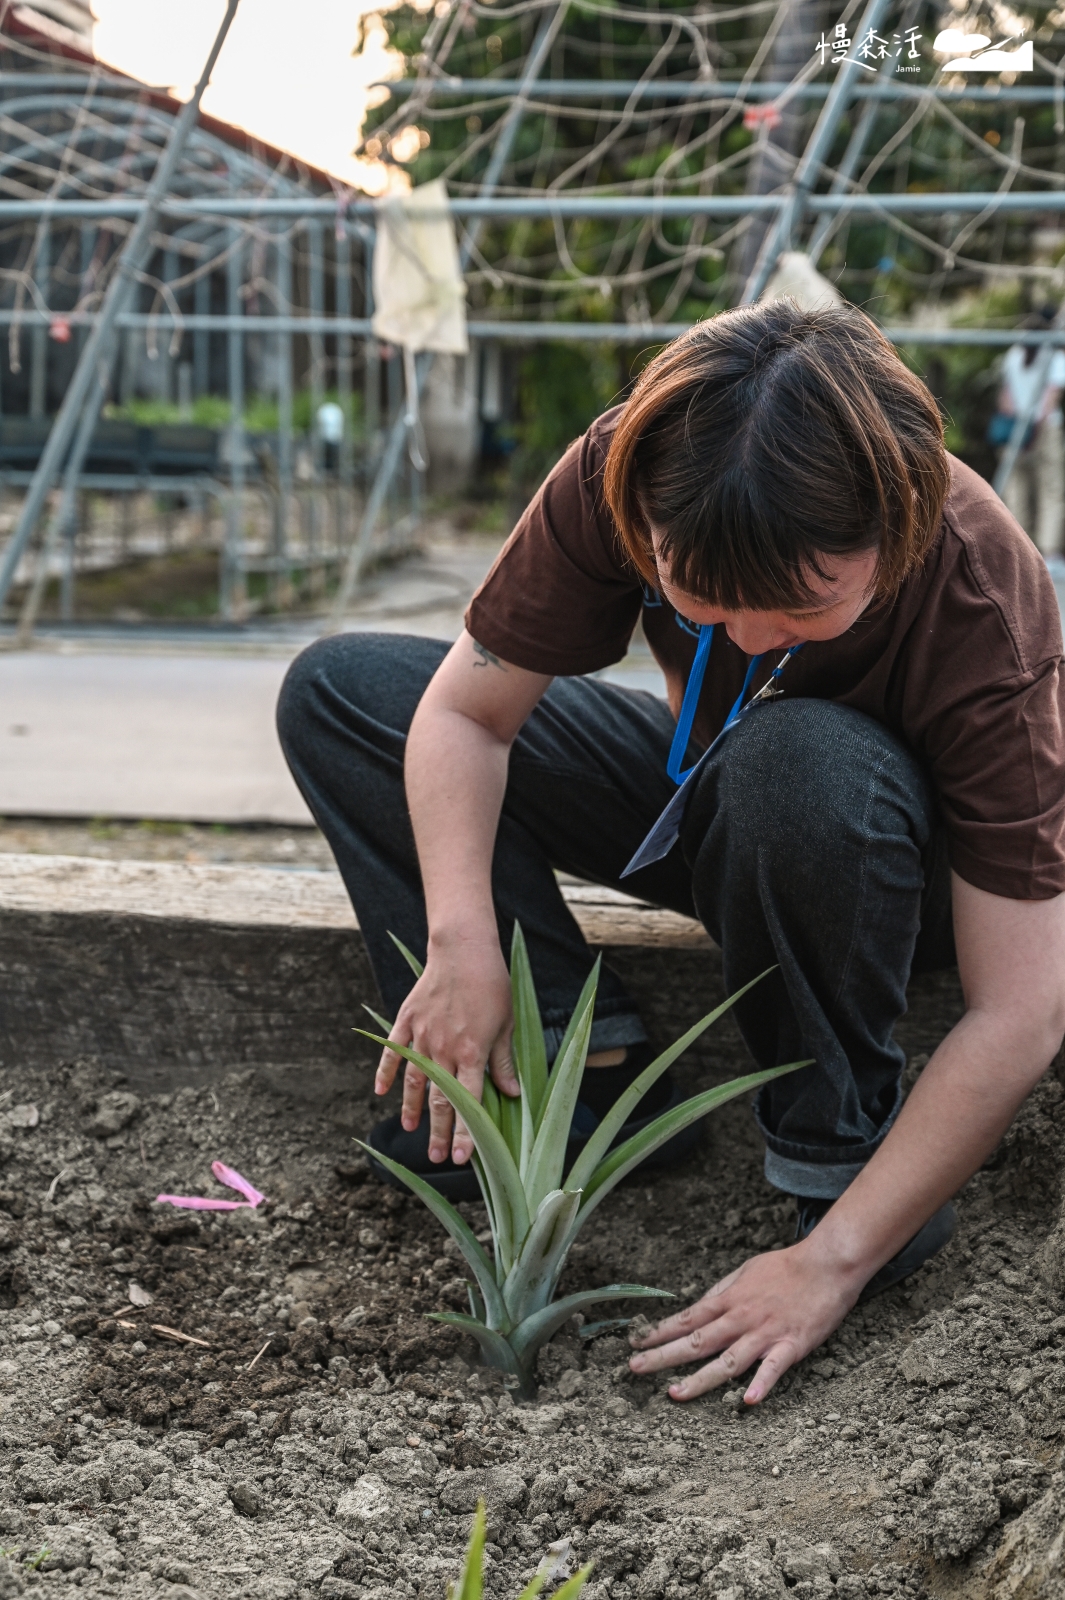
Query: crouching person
277 302 1065 1404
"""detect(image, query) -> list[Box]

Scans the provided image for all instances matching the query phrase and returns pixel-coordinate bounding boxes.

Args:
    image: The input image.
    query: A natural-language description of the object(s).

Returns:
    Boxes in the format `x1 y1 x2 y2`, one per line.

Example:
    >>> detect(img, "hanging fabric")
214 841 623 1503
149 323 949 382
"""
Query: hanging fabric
372 179 469 471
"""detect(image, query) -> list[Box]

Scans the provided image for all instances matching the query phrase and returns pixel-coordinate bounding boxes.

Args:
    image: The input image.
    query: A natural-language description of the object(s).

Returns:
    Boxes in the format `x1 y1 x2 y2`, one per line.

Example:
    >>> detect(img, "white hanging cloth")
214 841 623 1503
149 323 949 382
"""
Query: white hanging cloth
372 179 469 470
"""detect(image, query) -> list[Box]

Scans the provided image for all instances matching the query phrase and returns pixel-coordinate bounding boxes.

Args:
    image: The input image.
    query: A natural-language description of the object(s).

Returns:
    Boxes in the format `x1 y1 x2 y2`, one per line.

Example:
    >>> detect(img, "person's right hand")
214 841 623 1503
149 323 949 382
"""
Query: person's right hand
374 931 519 1164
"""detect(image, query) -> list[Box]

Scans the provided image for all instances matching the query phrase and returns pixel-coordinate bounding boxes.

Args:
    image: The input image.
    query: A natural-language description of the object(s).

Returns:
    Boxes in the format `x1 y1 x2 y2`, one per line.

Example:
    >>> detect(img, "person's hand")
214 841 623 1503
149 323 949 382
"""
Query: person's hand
374 931 518 1165
628 1237 863 1403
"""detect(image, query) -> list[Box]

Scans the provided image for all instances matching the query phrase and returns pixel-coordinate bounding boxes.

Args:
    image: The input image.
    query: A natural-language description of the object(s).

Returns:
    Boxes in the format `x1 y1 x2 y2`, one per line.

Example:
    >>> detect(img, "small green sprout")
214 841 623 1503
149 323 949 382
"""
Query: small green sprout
448 1501 592 1599
359 925 807 1398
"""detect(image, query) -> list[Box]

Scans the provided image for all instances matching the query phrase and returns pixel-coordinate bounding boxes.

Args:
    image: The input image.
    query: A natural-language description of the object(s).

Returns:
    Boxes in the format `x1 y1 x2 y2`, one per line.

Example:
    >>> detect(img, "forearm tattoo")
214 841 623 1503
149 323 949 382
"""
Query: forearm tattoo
472 639 506 671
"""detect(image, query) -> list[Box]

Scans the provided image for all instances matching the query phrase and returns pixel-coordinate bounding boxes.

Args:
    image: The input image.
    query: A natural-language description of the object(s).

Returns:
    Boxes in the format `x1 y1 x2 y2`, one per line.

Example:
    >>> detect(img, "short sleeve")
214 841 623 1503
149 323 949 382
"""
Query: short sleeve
464 412 644 676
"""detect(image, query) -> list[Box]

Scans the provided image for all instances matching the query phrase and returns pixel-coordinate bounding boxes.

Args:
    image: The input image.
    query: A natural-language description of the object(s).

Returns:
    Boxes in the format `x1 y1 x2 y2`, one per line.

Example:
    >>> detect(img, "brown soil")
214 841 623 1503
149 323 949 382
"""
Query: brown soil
2 968 1065 1600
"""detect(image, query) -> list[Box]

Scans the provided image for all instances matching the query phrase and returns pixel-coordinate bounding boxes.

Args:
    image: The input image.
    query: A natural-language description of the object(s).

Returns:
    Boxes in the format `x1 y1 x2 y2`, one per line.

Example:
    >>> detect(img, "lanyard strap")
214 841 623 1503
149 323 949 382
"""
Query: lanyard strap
626 638 806 878
666 622 764 784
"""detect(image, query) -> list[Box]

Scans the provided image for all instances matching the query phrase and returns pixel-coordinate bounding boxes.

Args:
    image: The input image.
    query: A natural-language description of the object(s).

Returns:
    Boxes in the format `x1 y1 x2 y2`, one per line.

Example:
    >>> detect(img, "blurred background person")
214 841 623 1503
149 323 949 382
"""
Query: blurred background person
994 310 1065 569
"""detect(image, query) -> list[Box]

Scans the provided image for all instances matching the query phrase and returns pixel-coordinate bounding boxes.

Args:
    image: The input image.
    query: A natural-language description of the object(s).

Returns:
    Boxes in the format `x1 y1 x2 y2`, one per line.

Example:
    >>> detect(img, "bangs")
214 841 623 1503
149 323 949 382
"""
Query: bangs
604 302 948 614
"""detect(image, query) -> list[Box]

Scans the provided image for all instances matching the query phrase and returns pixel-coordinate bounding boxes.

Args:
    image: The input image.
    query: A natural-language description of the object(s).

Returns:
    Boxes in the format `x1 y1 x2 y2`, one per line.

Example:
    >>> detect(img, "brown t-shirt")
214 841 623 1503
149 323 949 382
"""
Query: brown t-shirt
466 408 1065 900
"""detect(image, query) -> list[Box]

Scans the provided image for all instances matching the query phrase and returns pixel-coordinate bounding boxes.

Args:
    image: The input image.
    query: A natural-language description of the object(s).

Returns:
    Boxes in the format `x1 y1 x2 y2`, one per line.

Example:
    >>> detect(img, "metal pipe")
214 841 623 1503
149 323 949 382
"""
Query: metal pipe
223 223 246 620
0 0 243 617
2 191 1065 220
376 78 1065 105
0 309 1053 339
330 2 568 623
741 0 895 303
28 219 49 419
0 74 171 90
335 223 355 560
0 309 1052 345
356 222 380 467
14 365 110 645
194 266 210 395
275 226 293 601
807 0 924 266
306 220 325 595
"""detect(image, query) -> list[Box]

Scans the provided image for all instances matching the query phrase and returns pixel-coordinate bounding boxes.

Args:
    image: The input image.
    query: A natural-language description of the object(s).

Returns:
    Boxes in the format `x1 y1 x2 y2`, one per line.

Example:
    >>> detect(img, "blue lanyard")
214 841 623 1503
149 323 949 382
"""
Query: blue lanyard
624 634 804 877
666 624 765 783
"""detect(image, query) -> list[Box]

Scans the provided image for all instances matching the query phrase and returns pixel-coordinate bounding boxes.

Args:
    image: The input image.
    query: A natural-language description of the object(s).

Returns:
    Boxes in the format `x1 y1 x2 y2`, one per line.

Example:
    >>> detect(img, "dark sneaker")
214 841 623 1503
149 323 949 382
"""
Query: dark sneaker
794 1196 956 1301
365 1078 706 1201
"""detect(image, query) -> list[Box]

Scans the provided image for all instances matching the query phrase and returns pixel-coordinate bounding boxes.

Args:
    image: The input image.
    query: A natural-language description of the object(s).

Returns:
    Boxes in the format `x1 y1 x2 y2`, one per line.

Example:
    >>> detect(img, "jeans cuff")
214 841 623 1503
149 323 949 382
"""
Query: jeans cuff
755 1083 901 1199
762 1150 869 1199
542 1013 648 1062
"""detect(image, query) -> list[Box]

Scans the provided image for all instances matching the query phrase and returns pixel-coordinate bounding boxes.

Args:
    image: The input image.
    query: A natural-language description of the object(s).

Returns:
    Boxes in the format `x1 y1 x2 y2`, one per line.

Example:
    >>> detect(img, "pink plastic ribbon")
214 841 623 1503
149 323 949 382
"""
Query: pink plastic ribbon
156 1160 266 1212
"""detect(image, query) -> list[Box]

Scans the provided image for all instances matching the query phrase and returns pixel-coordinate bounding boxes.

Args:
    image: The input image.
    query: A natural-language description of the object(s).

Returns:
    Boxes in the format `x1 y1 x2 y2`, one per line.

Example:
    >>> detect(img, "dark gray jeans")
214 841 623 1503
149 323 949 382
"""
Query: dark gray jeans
277 632 955 1199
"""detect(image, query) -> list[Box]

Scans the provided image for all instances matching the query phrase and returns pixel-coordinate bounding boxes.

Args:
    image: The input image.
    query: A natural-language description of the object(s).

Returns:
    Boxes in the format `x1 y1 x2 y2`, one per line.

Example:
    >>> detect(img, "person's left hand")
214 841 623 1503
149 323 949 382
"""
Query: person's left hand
628 1238 863 1403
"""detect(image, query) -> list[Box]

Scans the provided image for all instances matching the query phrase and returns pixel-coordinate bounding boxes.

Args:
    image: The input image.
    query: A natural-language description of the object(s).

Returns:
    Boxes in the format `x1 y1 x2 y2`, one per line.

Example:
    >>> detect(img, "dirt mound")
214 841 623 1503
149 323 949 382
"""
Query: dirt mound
1 999 1064 1599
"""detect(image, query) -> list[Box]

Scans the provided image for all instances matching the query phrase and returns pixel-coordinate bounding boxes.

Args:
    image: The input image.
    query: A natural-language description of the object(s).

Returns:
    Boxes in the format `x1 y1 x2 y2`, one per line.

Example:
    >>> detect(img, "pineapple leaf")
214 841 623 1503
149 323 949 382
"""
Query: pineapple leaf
451 1500 486 1600
566 970 773 1193
509 1283 674 1365
502 1187 581 1324
499 1086 524 1166
426 1312 532 1392
575 1061 812 1230
482 1074 503 1130
388 931 425 979
510 923 548 1151
362 1003 394 1034
353 1140 509 1330
523 985 597 1211
543 1567 595 1600
542 959 601 1130
354 1030 530 1271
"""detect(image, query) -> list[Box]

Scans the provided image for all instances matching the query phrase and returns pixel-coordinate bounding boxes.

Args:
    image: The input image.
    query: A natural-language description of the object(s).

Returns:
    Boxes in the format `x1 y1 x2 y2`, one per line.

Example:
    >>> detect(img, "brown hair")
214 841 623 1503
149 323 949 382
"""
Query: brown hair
603 300 950 611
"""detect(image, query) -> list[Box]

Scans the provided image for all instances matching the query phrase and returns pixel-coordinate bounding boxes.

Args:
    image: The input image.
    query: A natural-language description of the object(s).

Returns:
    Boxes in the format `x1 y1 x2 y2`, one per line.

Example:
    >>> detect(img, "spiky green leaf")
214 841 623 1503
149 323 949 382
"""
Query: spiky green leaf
482 1074 503 1131
543 959 600 1120
388 930 425 979
498 1087 523 1167
362 1003 394 1035
523 985 597 1211
541 1567 595 1600
451 1500 486 1600
515 1558 594 1600
510 924 548 1158
355 1030 530 1271
502 1188 581 1324
509 1283 674 1365
573 1062 812 1234
427 1312 532 1392
566 970 773 1194
353 1140 509 1330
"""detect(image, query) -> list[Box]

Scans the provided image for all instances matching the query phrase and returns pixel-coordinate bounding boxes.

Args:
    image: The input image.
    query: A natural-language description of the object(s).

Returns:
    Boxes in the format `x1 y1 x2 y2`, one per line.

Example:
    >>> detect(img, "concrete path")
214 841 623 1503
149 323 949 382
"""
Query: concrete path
0 530 667 823
0 649 312 823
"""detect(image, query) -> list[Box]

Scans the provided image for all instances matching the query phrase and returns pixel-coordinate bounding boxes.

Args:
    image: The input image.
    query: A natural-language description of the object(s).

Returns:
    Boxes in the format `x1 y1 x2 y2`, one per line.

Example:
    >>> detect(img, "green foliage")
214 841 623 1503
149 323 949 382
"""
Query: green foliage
512 341 622 491
898 284 1026 474
104 389 363 437
358 925 807 1397
449 1502 593 1599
